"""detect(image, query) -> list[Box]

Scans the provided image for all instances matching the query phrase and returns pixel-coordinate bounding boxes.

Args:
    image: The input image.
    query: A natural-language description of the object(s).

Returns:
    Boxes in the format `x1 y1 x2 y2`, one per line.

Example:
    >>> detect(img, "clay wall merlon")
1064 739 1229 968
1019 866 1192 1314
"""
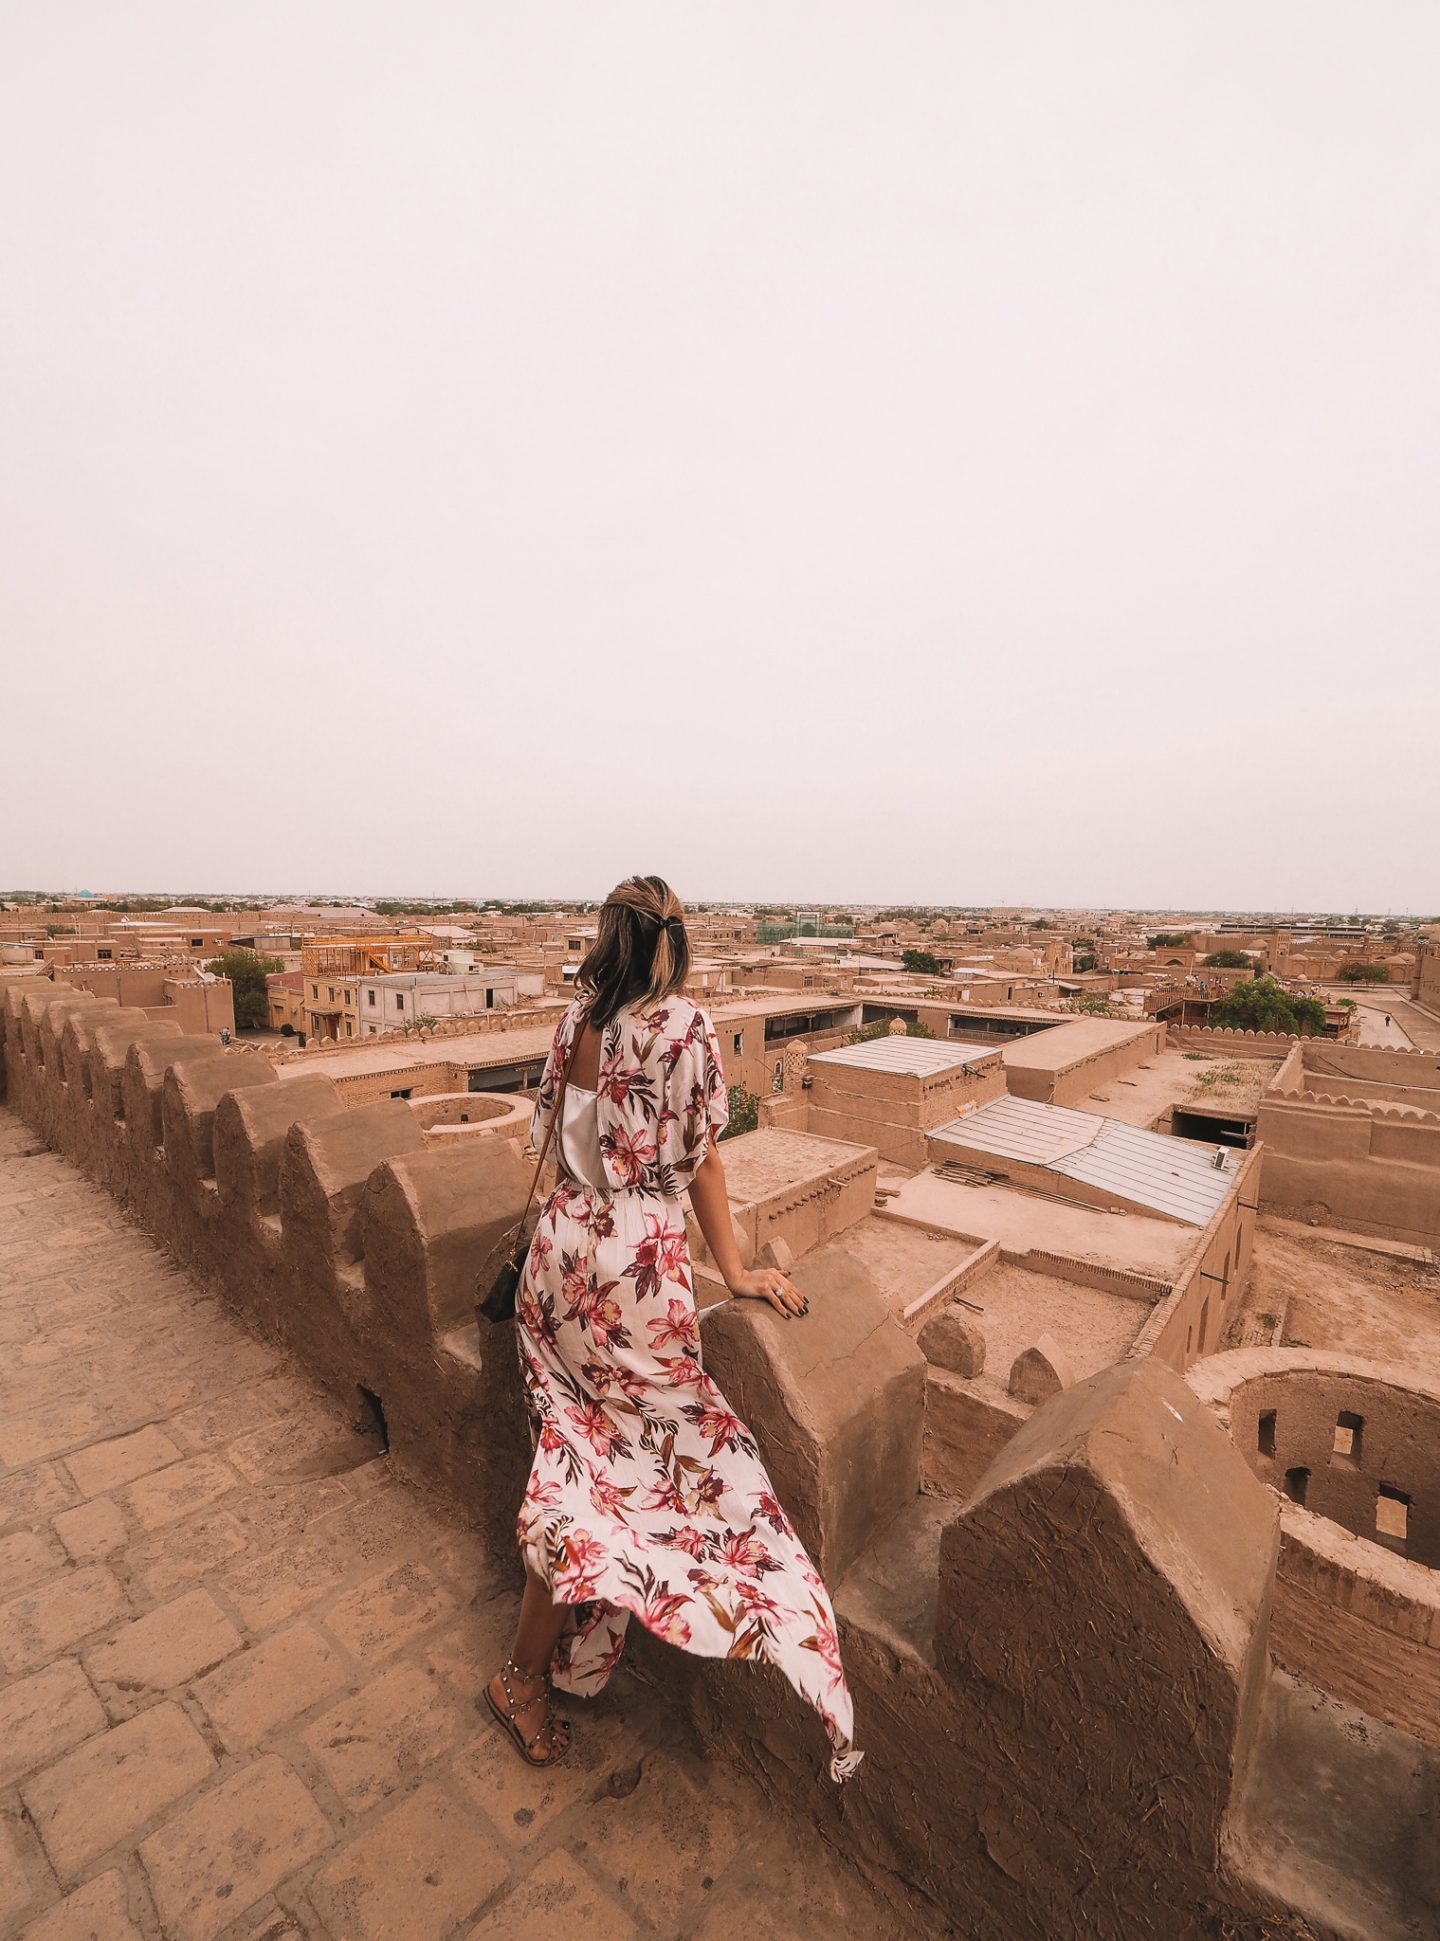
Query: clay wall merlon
279 1097 427 1283
933 1358 1279 1912
361 1139 532 1339
54 1007 154 1127
122 1034 238 1149
161 1052 277 1185
700 1253 925 1583
215 1073 345 1221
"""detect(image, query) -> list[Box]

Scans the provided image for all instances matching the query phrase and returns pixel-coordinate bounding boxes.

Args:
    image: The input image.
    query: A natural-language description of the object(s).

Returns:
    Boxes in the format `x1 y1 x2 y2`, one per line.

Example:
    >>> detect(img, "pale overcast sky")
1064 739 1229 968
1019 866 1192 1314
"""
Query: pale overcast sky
3 5 1437 911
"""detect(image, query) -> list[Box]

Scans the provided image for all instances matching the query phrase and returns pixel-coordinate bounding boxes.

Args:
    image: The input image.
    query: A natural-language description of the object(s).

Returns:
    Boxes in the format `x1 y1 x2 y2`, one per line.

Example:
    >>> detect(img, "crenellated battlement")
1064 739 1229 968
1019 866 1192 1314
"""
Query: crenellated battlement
1169 1024 1309 1052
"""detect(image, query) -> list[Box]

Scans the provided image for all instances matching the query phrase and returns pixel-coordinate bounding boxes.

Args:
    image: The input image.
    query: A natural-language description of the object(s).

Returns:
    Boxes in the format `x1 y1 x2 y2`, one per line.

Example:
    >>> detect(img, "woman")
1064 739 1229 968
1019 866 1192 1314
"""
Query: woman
486 875 862 1782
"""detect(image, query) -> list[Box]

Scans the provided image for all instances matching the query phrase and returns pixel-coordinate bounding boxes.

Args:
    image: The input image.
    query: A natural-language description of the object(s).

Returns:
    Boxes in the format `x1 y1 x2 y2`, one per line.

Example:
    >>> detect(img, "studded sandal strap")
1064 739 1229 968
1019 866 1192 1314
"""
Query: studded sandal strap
497 1661 563 1754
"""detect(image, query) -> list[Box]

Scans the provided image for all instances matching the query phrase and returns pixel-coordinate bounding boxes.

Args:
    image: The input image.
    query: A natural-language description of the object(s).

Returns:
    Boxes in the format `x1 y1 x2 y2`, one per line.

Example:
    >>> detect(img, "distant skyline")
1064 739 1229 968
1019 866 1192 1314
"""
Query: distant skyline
9 886 1434 922
4 5 1438 909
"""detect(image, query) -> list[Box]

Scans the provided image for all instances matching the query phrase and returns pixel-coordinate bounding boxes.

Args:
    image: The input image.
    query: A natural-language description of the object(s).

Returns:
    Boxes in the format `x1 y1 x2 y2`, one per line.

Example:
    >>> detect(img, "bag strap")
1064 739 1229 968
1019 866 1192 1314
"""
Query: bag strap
514 1003 584 1241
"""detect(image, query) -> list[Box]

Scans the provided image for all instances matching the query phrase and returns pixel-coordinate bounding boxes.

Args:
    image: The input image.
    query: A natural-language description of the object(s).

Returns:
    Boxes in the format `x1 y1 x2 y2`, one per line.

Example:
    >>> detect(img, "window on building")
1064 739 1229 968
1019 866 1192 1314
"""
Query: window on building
368 990 376 1006
191 938 203 947
1332 1412 1364 1467
1376 1485 1410 1543
328 986 336 1003
1283 1467 1309 1506
345 1021 353 1037
389 1086 413 1100
395 994 404 1011
732 1033 743 1053
1258 1411 1277 1458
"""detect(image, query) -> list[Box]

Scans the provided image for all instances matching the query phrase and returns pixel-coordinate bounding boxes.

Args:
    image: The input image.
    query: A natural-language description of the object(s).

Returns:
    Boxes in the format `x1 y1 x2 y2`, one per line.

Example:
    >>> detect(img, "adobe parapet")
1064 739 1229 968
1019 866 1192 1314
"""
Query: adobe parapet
1257 1044 1440 1247
1169 1025 1308 1056
0 972 1412 1934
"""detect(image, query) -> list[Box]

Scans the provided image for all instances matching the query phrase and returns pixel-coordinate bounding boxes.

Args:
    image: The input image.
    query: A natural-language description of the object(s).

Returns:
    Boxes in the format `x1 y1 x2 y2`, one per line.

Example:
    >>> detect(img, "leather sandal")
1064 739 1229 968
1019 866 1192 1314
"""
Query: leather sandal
485 1658 573 1767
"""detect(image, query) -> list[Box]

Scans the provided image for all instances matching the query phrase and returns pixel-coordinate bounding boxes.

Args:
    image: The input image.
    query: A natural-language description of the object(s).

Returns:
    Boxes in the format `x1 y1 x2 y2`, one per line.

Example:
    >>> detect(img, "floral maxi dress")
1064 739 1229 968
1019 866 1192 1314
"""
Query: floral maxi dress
515 992 862 1781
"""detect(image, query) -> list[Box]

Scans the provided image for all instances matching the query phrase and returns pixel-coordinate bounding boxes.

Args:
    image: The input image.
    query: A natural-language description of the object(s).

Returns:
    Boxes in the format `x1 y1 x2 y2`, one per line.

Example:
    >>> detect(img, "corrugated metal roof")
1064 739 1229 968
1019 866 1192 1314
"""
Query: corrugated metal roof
932 1094 1233 1226
810 1036 999 1078
932 1093 1103 1164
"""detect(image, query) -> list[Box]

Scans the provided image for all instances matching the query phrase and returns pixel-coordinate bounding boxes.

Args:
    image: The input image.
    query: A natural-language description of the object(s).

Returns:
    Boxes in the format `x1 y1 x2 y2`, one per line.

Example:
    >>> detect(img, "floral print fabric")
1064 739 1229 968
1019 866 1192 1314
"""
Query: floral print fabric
529 990 731 1198
515 992 861 1781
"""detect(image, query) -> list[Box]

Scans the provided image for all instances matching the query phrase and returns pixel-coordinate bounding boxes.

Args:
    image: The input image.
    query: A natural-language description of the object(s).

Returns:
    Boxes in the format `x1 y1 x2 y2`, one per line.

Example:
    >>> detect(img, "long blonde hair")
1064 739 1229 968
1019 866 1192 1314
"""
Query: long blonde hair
575 875 690 1027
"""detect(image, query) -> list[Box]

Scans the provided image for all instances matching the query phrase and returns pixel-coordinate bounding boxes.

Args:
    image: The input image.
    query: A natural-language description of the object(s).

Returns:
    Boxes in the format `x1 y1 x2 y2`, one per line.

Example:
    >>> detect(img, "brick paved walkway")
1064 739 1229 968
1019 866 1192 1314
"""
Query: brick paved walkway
0 1108 925 1941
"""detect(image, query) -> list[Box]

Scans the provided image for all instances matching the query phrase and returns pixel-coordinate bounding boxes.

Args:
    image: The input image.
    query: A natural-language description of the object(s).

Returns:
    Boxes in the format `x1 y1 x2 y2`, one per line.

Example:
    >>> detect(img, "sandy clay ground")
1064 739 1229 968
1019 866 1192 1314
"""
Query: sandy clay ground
1241 1222 1440 1366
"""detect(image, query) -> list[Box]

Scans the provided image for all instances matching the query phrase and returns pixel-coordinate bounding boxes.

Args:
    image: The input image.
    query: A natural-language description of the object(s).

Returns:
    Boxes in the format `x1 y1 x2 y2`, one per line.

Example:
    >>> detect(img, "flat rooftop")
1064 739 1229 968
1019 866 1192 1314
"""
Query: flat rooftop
810 1037 1000 1078
1072 1046 1282 1125
801 1214 982 1318
286 1019 563 1080
1000 1015 1156 1074
884 1170 1197 1280
960 1258 1152 1389
717 1127 875 1203
933 1094 1234 1226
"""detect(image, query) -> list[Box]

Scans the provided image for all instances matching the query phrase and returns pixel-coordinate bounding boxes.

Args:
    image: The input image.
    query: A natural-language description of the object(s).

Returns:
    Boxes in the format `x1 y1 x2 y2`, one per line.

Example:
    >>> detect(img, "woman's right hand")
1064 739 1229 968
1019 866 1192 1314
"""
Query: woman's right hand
726 1267 809 1319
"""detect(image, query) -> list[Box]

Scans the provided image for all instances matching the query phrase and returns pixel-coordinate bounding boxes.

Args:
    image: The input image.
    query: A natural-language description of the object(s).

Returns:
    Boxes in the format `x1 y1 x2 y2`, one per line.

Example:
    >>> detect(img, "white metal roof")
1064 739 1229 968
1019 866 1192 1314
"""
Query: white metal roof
935 1094 1105 1165
932 1094 1234 1226
810 1036 999 1078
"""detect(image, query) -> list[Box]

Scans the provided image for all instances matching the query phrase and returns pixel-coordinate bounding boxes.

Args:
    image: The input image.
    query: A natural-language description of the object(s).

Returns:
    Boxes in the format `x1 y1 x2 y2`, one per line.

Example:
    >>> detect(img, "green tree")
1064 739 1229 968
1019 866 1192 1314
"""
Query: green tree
1338 962 1390 983
1072 953 1098 972
1211 976 1326 1036
720 1083 759 1140
901 948 943 976
1065 993 1116 1015
1203 950 1255 969
204 948 284 1031
1148 932 1190 949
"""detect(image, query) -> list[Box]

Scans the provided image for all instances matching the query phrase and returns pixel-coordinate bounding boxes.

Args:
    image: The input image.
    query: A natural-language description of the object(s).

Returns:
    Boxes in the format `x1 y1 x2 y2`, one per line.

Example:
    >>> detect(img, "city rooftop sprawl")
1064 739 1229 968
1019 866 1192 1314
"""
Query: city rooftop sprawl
3 889 1439 1938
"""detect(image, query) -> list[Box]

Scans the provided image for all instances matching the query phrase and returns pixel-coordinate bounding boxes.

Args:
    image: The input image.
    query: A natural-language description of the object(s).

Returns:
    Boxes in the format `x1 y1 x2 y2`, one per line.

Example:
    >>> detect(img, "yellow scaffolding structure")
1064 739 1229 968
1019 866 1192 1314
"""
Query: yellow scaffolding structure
299 937 430 979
